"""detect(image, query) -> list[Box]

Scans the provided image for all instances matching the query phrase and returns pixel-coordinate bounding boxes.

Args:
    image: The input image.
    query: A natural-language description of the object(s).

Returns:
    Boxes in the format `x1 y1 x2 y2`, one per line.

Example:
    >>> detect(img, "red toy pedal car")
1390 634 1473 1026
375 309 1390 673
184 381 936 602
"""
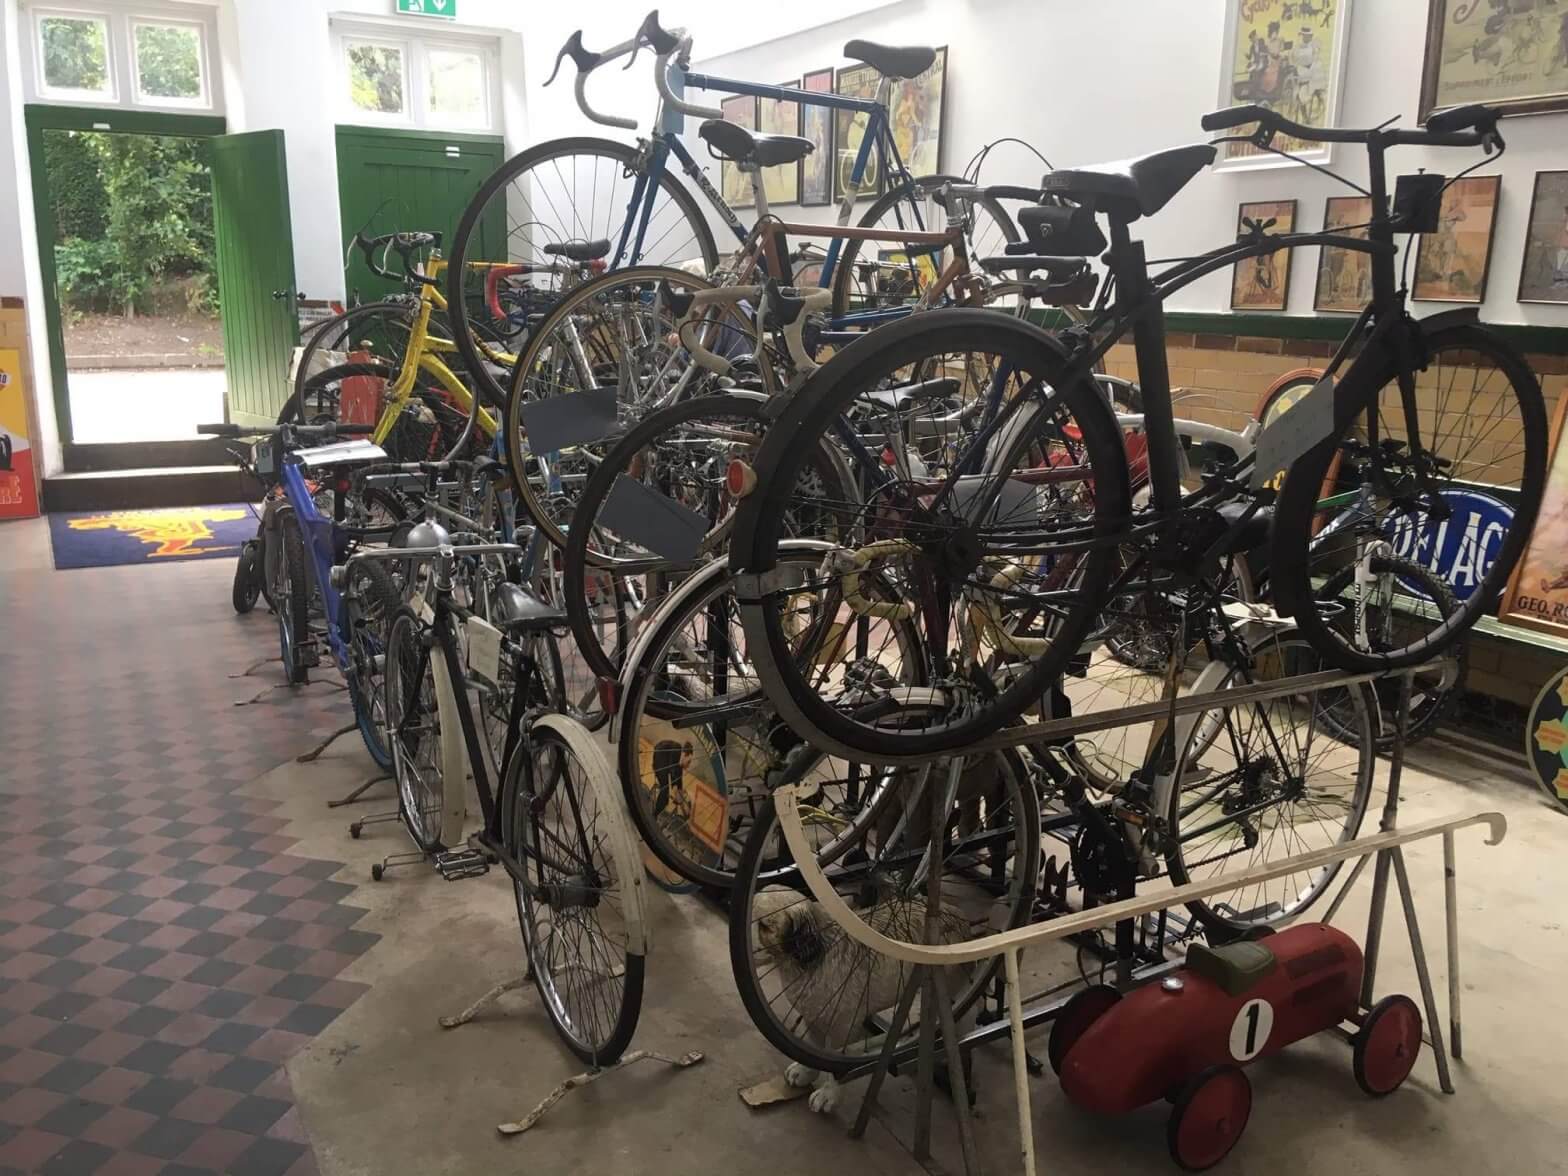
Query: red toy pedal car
1054 923 1423 1171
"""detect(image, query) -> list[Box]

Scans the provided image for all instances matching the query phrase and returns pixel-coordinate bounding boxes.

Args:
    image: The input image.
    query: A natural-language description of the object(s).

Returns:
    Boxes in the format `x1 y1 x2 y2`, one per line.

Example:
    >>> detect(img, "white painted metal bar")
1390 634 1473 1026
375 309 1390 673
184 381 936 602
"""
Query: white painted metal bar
1444 829 1462 1060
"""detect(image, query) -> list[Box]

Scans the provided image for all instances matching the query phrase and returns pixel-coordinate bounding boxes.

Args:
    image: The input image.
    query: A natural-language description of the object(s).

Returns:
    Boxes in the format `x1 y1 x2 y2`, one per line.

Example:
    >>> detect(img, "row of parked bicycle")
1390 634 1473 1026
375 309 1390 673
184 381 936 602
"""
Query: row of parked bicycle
202 12 1538 1162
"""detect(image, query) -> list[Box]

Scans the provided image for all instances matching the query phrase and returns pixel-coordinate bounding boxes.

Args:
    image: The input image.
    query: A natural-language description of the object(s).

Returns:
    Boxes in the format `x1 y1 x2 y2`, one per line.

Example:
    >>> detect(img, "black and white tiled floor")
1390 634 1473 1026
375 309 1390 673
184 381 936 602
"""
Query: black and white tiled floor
1 525 379 1175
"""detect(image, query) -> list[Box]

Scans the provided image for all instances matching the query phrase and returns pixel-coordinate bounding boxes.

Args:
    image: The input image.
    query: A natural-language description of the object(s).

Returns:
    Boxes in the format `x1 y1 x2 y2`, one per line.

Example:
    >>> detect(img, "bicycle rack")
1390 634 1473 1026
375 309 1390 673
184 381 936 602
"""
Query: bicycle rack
768 665 1505 1176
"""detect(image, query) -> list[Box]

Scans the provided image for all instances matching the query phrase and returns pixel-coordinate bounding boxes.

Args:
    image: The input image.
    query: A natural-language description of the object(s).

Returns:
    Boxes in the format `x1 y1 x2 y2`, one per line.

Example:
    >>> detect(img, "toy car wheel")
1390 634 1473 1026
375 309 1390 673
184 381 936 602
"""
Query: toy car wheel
1048 984 1121 1075
1354 994 1423 1097
1167 1064 1251 1172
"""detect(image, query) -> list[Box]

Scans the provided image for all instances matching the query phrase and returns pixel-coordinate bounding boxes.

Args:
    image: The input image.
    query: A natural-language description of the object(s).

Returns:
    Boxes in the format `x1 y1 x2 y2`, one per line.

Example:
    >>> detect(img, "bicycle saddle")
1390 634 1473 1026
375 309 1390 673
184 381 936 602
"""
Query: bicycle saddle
489 582 568 633
843 39 937 80
1039 143 1216 222
699 120 814 166
543 238 611 262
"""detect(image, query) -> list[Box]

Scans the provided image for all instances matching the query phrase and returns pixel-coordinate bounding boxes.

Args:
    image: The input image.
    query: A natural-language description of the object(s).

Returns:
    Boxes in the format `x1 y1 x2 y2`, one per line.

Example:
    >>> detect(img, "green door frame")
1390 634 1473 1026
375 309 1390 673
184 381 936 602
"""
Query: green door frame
24 104 227 446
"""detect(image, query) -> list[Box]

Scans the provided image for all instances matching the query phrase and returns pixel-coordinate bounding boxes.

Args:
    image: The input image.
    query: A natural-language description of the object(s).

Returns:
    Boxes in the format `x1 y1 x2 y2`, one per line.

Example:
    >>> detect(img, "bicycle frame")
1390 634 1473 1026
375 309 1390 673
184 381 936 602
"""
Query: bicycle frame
277 458 365 674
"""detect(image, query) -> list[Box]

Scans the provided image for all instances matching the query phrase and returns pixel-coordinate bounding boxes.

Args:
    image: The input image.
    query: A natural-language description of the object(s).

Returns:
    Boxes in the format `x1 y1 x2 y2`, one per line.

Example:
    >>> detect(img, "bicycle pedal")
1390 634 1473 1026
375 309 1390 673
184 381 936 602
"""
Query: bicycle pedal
434 848 489 881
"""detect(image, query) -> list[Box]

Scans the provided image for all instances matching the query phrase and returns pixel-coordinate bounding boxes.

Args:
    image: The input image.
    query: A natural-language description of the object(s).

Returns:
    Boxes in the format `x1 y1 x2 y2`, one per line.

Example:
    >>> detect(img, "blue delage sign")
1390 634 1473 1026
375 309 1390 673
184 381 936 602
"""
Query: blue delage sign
1383 487 1514 603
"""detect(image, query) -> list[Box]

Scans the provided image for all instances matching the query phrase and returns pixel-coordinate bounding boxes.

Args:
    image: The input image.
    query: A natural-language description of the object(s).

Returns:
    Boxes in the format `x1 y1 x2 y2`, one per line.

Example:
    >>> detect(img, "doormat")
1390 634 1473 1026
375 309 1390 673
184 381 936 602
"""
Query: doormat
48 503 257 569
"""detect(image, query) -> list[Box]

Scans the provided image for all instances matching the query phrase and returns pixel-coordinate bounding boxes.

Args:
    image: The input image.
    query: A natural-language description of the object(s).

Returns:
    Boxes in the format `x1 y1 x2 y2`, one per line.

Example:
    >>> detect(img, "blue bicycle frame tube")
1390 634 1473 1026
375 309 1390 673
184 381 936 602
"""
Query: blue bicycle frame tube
279 460 351 670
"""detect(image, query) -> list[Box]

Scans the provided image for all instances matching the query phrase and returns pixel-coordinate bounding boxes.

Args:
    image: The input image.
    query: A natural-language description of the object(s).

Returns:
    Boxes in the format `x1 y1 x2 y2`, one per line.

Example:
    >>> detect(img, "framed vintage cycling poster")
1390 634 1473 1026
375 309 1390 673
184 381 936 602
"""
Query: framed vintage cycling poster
1500 391 1568 636
720 94 757 210
889 46 946 178
1230 199 1296 310
1420 0 1568 122
1314 194 1374 311
758 82 801 205
1214 0 1352 170
1413 174 1500 302
834 62 884 202
799 68 834 206
1518 170 1568 304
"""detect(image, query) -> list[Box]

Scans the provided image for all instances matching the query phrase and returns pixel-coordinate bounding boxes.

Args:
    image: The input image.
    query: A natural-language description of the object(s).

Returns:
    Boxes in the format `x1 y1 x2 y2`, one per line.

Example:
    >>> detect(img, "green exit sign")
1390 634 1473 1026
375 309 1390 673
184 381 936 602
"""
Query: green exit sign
396 0 457 18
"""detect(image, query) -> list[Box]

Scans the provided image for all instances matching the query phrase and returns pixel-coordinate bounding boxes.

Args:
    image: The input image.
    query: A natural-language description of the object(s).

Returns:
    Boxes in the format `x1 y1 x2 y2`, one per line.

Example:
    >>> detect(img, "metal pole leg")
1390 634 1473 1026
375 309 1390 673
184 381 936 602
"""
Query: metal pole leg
1390 846 1454 1094
1363 670 1413 1009
1005 949 1037 1176
931 965 982 1176
1444 830 1462 1060
1361 849 1393 1009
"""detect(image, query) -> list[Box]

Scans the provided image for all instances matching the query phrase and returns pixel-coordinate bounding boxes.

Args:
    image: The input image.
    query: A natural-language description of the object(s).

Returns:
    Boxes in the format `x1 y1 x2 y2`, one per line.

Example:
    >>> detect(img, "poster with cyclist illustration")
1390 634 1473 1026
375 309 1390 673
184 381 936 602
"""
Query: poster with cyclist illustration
1216 0 1352 169
1420 0 1568 120
1501 393 1568 635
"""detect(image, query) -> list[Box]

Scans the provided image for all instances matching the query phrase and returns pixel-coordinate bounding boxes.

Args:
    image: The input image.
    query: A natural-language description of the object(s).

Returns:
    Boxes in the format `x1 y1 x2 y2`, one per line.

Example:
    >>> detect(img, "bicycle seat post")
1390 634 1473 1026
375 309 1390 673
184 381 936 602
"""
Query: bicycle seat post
1107 219 1183 512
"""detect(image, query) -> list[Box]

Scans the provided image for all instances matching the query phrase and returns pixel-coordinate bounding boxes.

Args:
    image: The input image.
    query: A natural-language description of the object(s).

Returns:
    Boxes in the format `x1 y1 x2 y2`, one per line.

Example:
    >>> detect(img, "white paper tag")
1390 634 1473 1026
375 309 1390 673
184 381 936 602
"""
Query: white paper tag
465 616 503 685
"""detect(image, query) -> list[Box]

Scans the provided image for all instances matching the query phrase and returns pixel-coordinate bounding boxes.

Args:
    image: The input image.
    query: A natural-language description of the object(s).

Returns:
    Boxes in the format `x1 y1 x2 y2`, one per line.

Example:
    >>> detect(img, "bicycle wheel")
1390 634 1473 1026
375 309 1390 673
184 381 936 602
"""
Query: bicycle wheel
1163 632 1375 936
505 714 647 1065
503 266 759 539
342 559 401 771
384 609 447 853
1313 554 1467 751
232 539 262 614
831 174 1020 322
273 510 311 685
447 136 722 412
731 308 1130 760
563 393 858 682
282 361 397 427
728 707 1039 1074
289 302 417 416
617 549 926 890
1272 323 1547 670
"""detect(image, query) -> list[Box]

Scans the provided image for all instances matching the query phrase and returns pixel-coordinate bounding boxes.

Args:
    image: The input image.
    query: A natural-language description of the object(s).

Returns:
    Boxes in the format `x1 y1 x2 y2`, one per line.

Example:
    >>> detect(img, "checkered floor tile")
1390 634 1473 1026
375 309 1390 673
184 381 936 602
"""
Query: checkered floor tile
1 543 380 1175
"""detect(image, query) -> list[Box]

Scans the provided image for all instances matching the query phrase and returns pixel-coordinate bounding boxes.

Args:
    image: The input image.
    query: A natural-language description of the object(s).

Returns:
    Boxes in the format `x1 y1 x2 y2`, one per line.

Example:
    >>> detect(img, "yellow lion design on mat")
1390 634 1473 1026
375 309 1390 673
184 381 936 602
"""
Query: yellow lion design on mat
67 507 249 557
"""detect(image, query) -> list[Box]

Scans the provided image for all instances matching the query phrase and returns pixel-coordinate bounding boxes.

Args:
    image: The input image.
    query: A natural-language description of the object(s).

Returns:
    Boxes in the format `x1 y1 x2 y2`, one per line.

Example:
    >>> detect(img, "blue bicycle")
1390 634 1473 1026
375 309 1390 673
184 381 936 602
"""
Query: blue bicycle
203 421 403 769
444 11 1015 409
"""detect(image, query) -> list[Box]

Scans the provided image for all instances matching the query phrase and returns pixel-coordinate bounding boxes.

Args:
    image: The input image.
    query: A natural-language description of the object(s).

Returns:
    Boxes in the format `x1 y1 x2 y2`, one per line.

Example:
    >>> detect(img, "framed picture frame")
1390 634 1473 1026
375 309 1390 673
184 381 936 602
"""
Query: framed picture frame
834 62 884 204
1313 194 1374 312
888 46 947 179
719 94 757 211
798 68 834 207
1420 0 1568 122
1214 0 1353 171
1230 199 1296 310
1499 392 1568 637
1412 174 1501 303
757 81 801 206
1518 170 1568 305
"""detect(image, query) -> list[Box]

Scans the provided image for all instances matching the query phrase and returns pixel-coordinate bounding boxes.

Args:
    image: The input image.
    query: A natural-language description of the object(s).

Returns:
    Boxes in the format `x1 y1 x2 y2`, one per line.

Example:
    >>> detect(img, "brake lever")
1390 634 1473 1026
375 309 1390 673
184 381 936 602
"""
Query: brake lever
544 31 599 86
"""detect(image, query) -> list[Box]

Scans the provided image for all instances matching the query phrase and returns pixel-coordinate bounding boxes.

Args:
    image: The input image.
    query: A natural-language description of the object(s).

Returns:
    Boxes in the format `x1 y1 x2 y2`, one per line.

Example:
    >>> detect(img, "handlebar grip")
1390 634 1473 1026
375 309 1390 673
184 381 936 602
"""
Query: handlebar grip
544 30 602 86
637 9 680 55
197 423 244 438
1202 104 1272 131
1426 103 1496 134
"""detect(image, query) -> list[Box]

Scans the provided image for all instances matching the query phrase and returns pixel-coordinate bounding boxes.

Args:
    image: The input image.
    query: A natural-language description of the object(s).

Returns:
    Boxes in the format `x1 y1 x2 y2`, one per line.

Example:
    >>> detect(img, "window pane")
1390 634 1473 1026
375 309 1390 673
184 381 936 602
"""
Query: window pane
347 42 404 114
40 15 109 93
135 23 203 100
427 48 483 121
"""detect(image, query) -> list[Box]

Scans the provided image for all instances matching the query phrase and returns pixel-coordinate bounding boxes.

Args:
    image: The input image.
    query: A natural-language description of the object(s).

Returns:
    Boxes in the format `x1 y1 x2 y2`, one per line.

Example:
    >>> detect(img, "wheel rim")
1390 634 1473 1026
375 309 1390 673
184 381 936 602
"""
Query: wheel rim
387 617 443 850
1175 1069 1251 1170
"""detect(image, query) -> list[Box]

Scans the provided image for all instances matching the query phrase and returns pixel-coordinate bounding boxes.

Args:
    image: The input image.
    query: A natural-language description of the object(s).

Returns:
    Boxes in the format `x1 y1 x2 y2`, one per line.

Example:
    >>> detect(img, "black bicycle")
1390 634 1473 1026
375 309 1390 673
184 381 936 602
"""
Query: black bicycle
726 101 1546 759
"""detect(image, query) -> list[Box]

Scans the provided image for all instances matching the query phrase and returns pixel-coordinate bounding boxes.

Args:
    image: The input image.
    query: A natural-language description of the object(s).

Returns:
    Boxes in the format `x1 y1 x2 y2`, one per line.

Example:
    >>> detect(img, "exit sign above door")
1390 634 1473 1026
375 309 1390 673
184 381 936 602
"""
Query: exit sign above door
396 0 456 18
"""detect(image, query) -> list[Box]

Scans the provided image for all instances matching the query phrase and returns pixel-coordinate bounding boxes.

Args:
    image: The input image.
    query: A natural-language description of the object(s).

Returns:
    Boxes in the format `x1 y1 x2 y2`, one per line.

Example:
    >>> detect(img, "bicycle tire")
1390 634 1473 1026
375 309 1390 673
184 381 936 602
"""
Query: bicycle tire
289 301 417 417
447 136 721 414
1314 554 1467 751
731 308 1130 761
274 510 311 686
507 714 647 1065
280 361 398 427
384 608 448 854
830 174 1020 322
1271 323 1547 671
343 558 402 771
232 540 262 614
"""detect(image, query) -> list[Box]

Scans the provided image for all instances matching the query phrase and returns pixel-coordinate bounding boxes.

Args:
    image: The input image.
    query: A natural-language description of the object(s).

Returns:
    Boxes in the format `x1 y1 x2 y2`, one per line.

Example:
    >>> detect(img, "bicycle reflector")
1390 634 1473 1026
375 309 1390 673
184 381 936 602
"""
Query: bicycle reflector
726 458 757 498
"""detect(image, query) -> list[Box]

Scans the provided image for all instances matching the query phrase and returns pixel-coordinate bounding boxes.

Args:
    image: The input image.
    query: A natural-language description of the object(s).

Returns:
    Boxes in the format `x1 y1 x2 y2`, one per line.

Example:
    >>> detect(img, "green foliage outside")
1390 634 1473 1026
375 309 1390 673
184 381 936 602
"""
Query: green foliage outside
349 43 405 114
40 16 108 92
135 24 203 100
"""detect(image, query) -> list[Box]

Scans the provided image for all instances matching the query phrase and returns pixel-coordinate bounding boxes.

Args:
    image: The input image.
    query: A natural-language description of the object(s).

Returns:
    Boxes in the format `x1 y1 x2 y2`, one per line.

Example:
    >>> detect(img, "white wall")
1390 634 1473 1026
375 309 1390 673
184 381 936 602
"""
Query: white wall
690 0 1568 326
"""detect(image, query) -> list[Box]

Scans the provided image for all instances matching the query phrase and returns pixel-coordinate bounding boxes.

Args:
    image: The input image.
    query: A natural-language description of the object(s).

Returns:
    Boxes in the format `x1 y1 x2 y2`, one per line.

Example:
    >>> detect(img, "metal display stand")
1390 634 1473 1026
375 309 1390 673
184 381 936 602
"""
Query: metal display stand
770 666 1506 1176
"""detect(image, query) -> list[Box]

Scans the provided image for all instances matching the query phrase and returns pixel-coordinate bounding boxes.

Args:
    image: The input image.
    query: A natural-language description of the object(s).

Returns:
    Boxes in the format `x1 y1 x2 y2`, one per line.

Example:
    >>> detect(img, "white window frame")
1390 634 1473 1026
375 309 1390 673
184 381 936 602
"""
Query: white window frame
20 1 223 115
332 18 499 135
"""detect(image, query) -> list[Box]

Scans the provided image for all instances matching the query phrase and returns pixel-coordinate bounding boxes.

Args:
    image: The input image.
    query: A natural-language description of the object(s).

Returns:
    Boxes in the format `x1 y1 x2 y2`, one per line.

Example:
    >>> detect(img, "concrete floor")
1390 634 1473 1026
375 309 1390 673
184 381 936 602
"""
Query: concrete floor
68 368 226 443
251 708 1568 1175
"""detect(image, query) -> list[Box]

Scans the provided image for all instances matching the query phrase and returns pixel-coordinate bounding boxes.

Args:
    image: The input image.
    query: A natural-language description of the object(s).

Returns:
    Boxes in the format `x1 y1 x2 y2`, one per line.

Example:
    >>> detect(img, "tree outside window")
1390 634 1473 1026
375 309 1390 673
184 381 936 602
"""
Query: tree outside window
135 22 203 101
348 42 405 115
40 15 110 95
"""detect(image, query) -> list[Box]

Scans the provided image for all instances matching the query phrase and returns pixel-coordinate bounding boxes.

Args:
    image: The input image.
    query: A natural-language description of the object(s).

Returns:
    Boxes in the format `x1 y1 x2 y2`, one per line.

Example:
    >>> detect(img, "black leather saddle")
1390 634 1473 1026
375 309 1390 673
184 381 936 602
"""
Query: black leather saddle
699 120 814 167
543 238 610 262
844 39 937 80
489 582 568 633
1040 144 1216 222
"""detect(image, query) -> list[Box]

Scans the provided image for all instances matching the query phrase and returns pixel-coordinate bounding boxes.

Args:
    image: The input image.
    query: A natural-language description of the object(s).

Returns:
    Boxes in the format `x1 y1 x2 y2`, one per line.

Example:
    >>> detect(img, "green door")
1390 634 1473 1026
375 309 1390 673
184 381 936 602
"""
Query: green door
335 127 506 304
211 130 298 427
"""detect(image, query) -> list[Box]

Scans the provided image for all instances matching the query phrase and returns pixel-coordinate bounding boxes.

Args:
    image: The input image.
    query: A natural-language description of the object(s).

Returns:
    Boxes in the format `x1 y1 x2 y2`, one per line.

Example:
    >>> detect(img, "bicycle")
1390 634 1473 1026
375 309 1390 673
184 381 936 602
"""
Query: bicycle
343 538 648 1063
200 421 403 769
724 100 1545 761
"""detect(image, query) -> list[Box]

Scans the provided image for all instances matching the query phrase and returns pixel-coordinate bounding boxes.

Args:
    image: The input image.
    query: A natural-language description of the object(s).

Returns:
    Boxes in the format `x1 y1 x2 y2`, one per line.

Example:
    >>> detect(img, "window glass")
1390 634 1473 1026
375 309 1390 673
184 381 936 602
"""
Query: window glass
427 47 484 122
134 22 203 101
347 41 405 115
39 14 110 95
